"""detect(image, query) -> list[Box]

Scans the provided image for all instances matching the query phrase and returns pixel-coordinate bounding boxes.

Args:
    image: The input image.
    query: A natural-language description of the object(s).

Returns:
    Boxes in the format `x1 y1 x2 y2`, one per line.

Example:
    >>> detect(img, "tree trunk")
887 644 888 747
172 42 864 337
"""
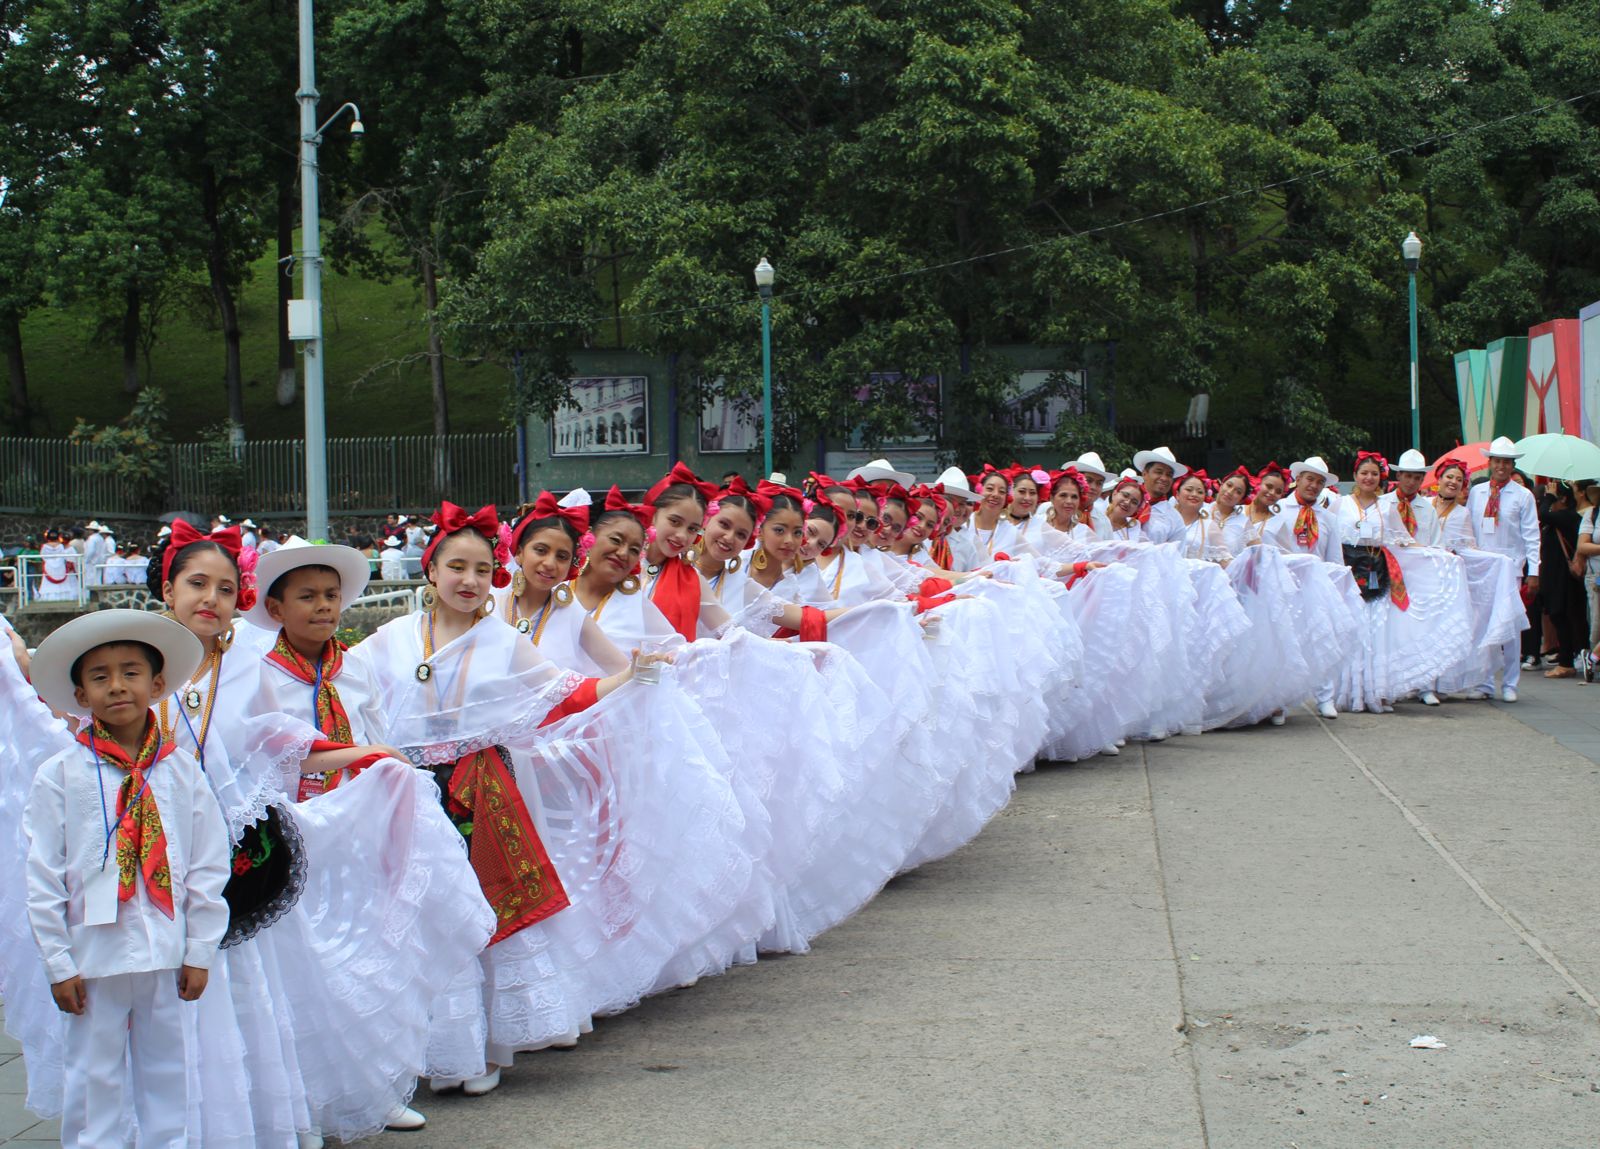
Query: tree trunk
202 167 246 429
422 249 450 496
122 286 141 393
276 169 298 407
1 309 28 433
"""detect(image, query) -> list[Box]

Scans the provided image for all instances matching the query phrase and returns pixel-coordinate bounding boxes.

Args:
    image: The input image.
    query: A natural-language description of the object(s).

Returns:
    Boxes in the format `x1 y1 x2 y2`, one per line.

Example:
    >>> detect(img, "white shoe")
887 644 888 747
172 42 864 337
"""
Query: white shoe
1419 691 1440 707
1317 701 1338 720
1100 743 1120 756
1502 687 1518 703
1115 738 1127 747
1269 711 1286 726
297 1135 324 1149
1469 687 1493 700
463 1068 502 1096
386 1106 427 1131
1376 700 1394 714
428 1077 464 1094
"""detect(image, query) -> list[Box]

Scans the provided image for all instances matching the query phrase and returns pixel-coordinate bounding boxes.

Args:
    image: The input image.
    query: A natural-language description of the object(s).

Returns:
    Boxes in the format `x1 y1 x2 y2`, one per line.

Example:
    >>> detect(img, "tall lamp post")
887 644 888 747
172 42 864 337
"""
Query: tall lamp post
754 258 775 477
293 0 362 542
1403 231 1422 452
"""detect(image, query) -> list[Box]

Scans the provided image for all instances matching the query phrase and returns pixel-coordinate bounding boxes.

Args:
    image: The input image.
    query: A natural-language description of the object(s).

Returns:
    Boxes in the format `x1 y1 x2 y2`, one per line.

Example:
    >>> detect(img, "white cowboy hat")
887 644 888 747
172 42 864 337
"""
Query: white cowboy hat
767 472 788 486
1290 456 1339 483
85 520 106 532
933 466 981 503
382 535 403 549
1066 452 1110 479
1393 449 1429 473
1486 436 1523 459
241 518 258 529
846 457 917 486
156 525 172 538
31 609 203 718
243 535 371 629
1118 468 1138 481
557 487 592 509
395 515 410 526
214 514 232 525
1132 446 1190 478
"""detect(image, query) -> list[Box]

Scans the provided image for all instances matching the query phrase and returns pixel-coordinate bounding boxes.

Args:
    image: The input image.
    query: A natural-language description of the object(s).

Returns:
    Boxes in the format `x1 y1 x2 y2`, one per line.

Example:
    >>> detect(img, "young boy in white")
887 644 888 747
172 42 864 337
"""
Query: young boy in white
24 610 230 1149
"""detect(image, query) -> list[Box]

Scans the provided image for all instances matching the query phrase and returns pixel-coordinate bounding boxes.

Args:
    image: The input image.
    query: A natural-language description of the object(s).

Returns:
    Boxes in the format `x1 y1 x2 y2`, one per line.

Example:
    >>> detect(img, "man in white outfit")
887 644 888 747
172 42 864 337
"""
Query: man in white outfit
1262 456 1344 718
933 467 983 572
1379 449 1438 545
1467 436 1540 702
1132 445 1187 543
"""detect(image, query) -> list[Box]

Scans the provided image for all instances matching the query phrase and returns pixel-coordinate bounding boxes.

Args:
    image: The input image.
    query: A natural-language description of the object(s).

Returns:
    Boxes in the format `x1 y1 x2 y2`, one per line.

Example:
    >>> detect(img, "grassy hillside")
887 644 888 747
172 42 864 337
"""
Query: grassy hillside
17 242 513 441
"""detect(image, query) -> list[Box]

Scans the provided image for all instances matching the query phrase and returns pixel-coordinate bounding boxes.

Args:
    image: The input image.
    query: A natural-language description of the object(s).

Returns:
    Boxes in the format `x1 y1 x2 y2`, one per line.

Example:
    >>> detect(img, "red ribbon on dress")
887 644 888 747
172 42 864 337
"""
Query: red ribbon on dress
909 576 957 613
645 462 718 507
651 558 702 641
1384 548 1411 610
516 492 590 551
79 716 177 920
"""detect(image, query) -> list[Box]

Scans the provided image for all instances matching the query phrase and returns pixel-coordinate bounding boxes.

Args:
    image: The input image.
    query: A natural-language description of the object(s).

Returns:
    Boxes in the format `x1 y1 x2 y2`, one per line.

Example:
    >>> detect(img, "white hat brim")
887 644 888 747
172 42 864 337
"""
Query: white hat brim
1132 451 1189 479
244 539 371 629
31 610 203 717
846 463 917 487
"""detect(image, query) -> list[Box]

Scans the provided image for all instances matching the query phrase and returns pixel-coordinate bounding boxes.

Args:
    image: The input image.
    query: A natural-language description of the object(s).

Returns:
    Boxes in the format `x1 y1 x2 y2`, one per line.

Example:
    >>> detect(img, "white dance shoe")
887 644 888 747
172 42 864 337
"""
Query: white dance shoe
386 1106 427 1131
463 1068 502 1096
1316 701 1338 720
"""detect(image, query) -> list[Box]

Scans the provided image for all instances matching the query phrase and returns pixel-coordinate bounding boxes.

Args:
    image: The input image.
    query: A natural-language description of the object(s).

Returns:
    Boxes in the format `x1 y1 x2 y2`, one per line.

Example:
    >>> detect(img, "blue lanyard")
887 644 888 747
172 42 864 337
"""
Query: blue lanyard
312 657 325 724
87 732 153 870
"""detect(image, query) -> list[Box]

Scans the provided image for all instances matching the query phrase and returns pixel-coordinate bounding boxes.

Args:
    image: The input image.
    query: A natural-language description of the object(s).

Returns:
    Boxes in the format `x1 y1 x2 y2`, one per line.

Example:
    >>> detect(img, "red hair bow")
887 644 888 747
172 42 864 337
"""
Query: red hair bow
645 462 718 507
756 478 804 503
604 485 655 531
162 520 241 584
515 492 591 551
1354 450 1389 478
1256 461 1291 486
805 471 837 495
421 502 511 587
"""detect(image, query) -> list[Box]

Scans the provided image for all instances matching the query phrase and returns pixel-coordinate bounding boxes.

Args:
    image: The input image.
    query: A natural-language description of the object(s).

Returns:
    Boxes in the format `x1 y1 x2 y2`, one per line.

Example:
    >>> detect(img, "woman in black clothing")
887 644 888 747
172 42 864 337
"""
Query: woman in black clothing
1538 480 1587 678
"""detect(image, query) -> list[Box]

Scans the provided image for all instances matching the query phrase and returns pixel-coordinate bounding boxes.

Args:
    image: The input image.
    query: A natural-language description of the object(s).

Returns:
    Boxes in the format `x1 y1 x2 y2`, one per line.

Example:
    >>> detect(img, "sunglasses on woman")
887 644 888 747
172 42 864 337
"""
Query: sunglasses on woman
848 511 880 530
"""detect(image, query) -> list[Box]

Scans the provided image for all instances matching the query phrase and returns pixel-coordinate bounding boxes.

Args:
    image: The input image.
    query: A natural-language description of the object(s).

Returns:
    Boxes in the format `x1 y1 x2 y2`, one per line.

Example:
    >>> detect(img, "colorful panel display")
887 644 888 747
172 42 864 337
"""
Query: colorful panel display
1454 349 1488 443
1485 336 1527 442
1582 301 1600 443
1525 320 1582 436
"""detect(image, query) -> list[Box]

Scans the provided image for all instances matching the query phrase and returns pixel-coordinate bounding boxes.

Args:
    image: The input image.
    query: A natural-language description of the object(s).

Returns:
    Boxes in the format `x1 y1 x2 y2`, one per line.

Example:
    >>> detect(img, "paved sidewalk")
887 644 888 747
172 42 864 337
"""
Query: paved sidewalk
1486 668 1600 761
6 693 1600 1147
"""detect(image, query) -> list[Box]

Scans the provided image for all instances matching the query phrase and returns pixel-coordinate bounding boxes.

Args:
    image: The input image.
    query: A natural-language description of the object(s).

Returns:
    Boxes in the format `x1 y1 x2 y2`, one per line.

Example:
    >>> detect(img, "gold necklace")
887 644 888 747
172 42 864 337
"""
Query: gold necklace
159 648 223 754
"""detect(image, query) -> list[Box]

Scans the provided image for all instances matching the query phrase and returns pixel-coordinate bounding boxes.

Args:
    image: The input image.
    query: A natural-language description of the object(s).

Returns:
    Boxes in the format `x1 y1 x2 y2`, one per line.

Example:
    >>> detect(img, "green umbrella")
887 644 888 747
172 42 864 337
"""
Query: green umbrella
1511 433 1600 481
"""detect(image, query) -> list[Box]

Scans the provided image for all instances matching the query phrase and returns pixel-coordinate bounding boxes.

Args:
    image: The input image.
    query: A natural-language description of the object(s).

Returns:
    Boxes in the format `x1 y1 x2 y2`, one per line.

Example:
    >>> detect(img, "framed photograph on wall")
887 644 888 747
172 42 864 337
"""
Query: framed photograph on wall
698 378 762 454
550 376 650 457
1001 369 1087 447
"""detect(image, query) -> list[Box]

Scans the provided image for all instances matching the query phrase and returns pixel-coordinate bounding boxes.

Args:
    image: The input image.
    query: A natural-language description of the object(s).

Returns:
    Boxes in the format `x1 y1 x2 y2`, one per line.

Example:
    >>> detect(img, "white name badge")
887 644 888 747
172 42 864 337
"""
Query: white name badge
84 862 121 926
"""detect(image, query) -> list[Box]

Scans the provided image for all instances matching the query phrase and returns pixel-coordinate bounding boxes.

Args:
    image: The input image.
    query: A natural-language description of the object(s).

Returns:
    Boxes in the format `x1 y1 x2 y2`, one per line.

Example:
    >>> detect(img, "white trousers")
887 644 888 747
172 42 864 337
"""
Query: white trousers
62 970 189 1149
1477 639 1521 694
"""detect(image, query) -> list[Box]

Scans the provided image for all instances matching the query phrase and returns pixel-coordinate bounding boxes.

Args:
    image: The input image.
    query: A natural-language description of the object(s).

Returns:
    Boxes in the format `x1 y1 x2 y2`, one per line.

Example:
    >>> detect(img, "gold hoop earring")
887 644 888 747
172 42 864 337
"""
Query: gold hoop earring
752 550 769 571
619 575 640 595
215 624 236 653
511 570 527 597
420 585 438 611
480 598 495 618
553 582 574 606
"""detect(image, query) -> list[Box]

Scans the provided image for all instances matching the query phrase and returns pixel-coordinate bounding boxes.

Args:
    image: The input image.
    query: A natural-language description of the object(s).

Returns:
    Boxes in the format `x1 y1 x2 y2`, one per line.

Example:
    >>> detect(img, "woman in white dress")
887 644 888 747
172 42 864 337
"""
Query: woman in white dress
1096 478 1148 542
35 530 79 601
1225 463 1289 553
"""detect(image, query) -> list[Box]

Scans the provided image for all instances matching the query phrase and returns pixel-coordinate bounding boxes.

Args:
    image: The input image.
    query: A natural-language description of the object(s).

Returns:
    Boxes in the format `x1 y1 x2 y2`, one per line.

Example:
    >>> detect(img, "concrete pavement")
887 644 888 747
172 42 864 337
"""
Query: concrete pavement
6 679 1600 1146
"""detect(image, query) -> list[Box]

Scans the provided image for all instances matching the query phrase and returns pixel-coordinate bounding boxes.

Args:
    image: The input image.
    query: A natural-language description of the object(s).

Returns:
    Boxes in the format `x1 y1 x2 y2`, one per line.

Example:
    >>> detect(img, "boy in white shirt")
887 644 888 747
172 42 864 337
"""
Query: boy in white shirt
24 610 230 1149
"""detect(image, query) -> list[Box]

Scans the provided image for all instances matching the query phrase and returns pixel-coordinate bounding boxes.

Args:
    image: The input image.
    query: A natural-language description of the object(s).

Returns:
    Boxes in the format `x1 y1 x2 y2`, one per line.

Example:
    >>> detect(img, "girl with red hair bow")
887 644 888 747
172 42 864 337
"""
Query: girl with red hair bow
963 468 1026 562
1042 469 1093 544
1097 478 1149 542
492 490 633 678
350 500 753 1096
1227 464 1290 552
1338 452 1387 549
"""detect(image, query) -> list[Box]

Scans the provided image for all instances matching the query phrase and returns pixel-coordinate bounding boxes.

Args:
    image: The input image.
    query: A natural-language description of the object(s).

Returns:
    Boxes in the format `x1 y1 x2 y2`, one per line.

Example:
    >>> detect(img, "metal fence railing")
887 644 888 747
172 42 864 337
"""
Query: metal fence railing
0 433 519 516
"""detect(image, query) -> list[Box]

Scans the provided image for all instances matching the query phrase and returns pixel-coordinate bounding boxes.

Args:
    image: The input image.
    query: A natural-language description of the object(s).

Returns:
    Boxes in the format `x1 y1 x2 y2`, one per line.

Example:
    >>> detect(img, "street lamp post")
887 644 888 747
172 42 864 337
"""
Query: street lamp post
1403 231 1422 453
754 258 775 477
295 0 362 542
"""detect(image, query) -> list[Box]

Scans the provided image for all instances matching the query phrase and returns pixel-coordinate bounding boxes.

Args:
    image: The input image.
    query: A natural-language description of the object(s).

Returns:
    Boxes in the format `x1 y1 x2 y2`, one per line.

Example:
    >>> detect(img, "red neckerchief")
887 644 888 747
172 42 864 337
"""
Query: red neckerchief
1485 477 1508 522
1293 495 1320 551
78 715 177 920
267 632 367 799
1395 490 1418 537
